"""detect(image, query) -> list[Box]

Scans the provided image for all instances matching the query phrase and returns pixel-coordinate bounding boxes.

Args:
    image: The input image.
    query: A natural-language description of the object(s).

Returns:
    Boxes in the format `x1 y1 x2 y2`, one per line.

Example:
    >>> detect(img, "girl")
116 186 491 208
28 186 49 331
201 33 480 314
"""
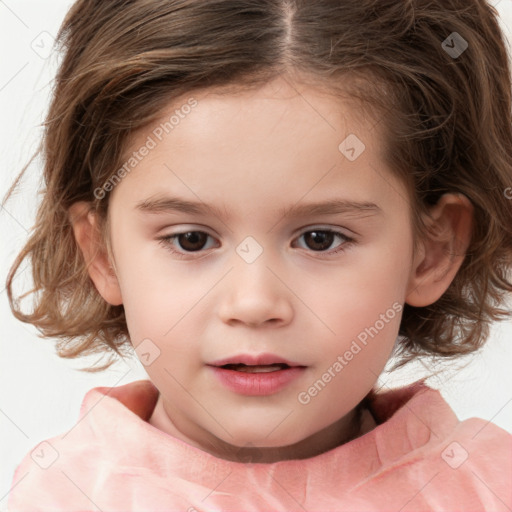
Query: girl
5 0 512 510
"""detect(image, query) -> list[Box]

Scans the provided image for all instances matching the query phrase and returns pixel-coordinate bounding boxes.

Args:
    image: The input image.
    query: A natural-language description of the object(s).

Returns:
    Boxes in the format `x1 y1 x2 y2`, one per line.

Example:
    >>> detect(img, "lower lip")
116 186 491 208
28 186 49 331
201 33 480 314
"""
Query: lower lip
208 366 306 396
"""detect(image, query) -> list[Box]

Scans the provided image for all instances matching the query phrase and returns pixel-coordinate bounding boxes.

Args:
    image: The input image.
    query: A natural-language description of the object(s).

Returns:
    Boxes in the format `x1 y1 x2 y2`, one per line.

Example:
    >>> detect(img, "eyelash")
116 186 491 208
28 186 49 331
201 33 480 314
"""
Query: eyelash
157 228 355 260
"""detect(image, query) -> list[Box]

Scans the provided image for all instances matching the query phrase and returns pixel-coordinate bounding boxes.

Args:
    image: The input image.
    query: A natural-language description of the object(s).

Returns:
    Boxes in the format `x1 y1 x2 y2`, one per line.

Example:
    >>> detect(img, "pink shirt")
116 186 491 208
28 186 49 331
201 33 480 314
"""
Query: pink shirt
8 378 512 511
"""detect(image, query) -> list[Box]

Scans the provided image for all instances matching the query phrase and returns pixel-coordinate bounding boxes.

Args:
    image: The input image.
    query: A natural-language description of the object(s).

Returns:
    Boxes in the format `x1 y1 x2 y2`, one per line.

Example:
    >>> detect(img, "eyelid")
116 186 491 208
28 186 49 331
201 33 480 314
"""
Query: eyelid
158 224 356 259
292 227 354 253
158 223 218 236
293 224 356 238
157 230 218 260
160 224 354 241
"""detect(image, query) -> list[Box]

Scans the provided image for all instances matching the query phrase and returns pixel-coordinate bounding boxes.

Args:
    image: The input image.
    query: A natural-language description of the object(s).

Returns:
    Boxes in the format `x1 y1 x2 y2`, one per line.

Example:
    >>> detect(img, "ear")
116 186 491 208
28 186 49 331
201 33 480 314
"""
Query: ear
405 193 473 307
68 201 123 306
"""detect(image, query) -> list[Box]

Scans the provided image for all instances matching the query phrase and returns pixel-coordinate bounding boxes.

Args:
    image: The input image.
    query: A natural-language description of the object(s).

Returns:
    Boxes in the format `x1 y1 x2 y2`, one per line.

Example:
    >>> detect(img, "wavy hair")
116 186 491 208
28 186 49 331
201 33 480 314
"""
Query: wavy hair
5 0 512 371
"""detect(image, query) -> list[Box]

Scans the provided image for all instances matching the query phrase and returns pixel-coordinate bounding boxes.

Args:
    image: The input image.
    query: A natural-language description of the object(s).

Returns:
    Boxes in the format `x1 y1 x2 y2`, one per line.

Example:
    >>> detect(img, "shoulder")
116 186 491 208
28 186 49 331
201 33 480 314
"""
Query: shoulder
361 381 512 510
7 433 97 511
7 380 164 511
416 419 512 511
444 417 512 486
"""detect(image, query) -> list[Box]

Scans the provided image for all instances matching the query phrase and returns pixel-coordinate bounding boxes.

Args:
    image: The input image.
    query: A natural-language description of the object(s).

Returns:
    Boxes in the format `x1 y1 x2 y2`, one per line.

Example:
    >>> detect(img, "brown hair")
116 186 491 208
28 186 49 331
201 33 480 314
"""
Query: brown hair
4 0 512 372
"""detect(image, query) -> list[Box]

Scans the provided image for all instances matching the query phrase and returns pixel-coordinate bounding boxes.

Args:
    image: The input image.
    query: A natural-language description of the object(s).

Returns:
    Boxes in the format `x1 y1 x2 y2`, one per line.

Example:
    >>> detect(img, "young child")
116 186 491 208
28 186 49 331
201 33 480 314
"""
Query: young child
5 0 512 510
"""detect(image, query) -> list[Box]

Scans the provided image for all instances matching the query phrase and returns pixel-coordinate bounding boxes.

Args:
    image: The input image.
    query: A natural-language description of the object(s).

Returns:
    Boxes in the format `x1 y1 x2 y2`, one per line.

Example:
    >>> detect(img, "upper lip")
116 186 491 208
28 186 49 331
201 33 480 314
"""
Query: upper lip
208 353 305 367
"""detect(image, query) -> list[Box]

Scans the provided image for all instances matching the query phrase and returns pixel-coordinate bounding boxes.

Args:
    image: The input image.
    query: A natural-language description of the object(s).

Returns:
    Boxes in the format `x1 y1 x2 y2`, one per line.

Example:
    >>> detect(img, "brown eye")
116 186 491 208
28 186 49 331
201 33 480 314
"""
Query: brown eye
302 230 336 251
176 232 208 251
294 229 353 255
158 229 218 259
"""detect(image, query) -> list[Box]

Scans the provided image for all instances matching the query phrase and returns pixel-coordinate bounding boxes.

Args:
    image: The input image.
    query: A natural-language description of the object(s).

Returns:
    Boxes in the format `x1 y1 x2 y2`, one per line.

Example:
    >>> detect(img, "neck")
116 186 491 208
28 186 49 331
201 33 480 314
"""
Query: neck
148 395 377 463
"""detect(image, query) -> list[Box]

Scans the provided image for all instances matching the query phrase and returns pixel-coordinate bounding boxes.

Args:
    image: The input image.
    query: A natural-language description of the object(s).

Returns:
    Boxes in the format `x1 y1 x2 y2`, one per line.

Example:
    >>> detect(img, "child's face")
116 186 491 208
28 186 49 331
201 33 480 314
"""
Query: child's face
106 77 418 459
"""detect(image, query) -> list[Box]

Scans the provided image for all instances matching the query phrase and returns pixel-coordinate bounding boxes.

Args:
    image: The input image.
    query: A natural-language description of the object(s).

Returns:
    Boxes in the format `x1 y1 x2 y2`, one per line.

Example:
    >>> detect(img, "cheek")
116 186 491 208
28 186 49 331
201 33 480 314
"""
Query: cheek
316 283 401 368
301 238 410 360
111 242 178 341
121 280 195 345
314 240 410 314
115 246 215 357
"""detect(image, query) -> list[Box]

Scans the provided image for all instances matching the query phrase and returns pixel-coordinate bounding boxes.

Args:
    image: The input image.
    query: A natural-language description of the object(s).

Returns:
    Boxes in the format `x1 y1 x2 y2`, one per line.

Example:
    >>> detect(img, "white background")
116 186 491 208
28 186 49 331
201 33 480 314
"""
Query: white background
1 0 512 507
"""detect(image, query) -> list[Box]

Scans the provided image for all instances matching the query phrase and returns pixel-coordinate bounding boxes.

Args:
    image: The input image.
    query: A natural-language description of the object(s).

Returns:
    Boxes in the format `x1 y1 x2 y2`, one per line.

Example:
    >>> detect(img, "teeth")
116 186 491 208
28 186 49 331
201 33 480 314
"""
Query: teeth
223 363 288 373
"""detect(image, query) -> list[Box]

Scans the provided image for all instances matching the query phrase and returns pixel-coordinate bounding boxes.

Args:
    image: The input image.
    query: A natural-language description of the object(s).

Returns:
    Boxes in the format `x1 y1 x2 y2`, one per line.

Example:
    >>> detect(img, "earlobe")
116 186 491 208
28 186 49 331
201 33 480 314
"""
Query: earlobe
68 201 123 306
405 193 473 307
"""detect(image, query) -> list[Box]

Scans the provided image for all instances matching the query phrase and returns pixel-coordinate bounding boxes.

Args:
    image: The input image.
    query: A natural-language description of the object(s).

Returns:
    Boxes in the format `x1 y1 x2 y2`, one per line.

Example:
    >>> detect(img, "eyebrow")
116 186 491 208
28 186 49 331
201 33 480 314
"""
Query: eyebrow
135 195 382 220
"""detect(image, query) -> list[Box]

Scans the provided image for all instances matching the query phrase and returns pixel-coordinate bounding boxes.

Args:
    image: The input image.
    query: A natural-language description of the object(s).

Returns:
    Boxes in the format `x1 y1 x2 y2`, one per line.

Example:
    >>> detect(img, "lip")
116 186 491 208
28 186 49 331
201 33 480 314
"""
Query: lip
208 366 306 396
208 353 303 367
206 353 307 396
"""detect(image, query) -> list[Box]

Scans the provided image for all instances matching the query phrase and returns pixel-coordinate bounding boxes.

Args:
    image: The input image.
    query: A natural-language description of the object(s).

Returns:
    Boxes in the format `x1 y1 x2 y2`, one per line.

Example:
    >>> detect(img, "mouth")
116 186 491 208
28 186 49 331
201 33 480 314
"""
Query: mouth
208 352 304 368
218 363 292 373
207 354 307 395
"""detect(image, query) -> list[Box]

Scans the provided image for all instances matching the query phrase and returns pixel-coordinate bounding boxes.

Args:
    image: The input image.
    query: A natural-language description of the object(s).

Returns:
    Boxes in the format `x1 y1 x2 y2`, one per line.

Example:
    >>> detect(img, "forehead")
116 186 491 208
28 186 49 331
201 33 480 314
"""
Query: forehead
111 77 408 221
123 76 378 159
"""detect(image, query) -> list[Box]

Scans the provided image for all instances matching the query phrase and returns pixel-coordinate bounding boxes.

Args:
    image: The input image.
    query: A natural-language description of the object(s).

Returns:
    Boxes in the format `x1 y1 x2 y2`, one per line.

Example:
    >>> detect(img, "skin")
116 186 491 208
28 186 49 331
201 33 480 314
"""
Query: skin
70 76 473 463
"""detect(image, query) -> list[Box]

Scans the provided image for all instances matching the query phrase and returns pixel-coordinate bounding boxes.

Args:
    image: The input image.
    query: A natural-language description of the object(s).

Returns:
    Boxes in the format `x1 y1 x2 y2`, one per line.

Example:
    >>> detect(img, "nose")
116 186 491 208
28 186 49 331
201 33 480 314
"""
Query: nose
217 255 294 328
